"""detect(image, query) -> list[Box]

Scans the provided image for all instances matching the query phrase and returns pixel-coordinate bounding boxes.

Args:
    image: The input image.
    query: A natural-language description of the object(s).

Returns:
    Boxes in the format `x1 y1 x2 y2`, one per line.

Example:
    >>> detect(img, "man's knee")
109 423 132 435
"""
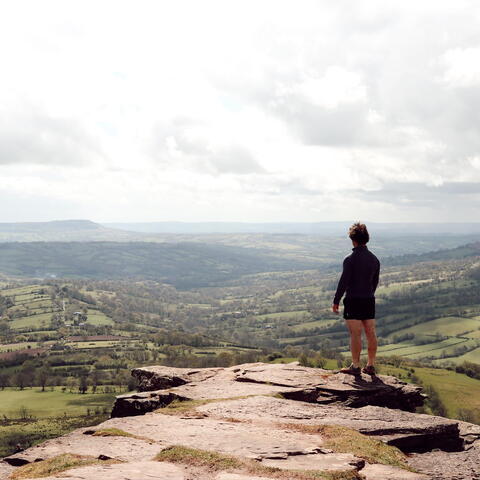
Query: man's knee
362 320 376 335
346 320 363 334
364 327 376 338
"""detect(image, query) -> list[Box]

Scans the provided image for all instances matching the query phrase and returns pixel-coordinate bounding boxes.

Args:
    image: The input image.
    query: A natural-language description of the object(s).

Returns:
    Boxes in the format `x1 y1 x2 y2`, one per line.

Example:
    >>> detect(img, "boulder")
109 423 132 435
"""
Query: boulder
111 391 190 418
132 366 222 392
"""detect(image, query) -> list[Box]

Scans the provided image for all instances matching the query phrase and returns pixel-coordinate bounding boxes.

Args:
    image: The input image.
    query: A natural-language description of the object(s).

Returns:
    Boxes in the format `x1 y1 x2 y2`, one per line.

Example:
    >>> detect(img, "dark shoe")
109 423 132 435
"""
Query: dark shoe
339 364 361 375
362 365 376 376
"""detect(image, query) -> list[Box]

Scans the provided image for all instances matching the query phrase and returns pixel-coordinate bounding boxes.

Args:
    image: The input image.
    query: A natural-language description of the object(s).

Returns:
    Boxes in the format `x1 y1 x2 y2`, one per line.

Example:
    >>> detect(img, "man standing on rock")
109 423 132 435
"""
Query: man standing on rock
332 222 380 376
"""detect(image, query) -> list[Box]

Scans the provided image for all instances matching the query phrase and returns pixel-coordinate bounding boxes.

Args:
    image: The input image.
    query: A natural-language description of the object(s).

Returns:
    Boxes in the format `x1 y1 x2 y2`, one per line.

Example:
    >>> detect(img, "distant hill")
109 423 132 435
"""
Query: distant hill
0 241 317 289
105 221 480 235
0 220 140 242
383 241 480 266
0 220 100 233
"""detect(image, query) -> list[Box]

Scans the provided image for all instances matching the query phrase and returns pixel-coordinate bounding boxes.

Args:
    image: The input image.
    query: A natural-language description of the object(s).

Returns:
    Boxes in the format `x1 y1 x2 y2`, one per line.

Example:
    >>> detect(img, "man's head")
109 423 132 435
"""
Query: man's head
348 222 369 246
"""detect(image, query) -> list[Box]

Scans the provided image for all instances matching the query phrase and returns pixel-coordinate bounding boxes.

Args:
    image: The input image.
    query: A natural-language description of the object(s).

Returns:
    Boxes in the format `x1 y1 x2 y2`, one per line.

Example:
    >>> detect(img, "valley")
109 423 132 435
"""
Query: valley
1 224 480 458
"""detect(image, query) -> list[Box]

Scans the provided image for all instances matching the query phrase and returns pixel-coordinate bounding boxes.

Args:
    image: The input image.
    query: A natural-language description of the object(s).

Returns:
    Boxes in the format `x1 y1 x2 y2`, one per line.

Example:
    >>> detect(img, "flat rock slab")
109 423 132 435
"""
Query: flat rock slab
3 429 162 466
361 463 429 480
196 395 463 453
407 444 480 480
29 461 186 480
232 363 424 410
112 380 296 418
132 366 223 392
260 452 364 472
115 362 424 418
456 420 480 446
67 411 366 474
215 474 273 480
101 412 328 459
0 461 15 478
6 362 480 480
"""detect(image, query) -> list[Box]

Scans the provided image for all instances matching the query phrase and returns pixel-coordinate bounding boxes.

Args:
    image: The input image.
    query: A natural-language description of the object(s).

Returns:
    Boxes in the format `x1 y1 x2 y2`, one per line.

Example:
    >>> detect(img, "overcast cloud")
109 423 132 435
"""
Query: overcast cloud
1 0 480 222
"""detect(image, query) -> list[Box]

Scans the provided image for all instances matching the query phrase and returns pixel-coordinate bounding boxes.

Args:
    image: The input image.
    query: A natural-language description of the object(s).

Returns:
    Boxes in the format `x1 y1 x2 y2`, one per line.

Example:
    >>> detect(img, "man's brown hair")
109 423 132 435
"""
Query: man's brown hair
349 222 369 245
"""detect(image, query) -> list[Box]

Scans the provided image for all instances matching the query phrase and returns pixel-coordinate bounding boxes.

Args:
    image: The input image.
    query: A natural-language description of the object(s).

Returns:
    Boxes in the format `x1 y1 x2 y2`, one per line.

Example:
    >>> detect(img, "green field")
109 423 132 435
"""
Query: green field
64 340 126 349
290 319 337 332
254 310 311 321
0 387 116 417
2 285 43 296
435 346 480 366
0 342 45 352
0 386 115 458
387 316 480 339
86 309 114 326
376 337 472 359
378 364 480 419
9 312 54 330
192 346 260 356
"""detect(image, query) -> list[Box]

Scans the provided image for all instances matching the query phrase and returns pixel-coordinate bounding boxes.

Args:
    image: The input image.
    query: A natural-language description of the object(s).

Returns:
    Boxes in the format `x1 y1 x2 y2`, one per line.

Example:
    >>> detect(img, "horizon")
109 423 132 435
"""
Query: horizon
3 218 480 225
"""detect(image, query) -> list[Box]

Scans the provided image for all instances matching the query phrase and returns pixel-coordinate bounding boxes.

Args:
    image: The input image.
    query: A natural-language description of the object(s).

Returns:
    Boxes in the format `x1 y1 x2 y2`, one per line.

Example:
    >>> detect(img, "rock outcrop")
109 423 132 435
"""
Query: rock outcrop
2 362 480 480
112 362 425 417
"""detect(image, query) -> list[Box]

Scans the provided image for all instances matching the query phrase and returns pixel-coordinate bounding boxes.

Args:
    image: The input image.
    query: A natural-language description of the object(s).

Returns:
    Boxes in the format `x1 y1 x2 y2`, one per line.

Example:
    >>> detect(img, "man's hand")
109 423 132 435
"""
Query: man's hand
332 304 339 314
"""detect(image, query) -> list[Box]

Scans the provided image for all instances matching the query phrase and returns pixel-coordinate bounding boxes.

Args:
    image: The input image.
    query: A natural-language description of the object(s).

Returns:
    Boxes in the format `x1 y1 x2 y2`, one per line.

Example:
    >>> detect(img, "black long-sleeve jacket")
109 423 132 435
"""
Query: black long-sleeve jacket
333 245 380 305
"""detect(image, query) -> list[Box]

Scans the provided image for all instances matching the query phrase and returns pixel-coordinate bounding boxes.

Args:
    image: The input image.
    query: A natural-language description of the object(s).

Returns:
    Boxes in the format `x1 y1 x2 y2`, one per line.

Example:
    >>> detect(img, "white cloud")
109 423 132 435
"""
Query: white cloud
0 1 480 222
291 67 367 109
441 47 480 87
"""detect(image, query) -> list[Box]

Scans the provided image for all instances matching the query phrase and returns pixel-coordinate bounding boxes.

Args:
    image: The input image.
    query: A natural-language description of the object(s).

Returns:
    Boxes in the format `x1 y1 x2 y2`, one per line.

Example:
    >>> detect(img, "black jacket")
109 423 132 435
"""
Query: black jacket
333 245 380 305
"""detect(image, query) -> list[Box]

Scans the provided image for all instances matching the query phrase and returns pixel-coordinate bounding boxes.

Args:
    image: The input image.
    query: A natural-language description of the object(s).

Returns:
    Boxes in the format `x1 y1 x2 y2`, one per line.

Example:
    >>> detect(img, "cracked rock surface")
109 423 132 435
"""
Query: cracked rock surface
196 395 464 453
112 362 425 418
2 362 479 480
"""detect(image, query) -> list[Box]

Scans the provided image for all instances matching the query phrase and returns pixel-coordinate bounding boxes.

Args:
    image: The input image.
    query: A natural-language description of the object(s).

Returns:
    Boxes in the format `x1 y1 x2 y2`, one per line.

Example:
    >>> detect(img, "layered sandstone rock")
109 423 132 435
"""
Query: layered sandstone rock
112 362 425 417
2 362 479 480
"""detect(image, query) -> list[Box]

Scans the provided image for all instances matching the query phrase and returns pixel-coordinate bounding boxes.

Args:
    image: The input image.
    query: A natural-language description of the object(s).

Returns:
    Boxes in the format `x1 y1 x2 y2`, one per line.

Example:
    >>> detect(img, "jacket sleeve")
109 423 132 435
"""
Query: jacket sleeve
333 257 352 304
372 260 380 293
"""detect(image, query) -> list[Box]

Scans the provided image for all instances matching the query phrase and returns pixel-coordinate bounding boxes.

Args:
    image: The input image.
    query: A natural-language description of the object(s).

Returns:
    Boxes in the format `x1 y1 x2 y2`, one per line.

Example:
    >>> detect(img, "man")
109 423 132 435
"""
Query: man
332 222 380 376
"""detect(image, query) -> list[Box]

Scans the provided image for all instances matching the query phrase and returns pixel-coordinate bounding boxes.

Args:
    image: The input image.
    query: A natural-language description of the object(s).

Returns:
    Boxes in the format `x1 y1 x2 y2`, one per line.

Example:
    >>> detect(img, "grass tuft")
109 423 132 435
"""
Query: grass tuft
154 445 365 480
155 445 243 471
278 424 412 471
91 428 154 443
9 453 119 479
155 399 212 416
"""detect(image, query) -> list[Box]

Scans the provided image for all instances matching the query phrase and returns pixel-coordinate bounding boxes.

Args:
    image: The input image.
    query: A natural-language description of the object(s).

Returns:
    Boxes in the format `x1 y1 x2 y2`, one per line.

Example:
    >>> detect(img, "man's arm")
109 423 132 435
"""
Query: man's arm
333 257 352 307
372 259 380 293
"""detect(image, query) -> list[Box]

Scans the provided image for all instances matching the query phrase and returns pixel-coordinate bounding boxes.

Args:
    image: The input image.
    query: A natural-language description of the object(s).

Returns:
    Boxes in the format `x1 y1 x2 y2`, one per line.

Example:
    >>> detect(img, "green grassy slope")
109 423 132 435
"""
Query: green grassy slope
0 241 318 289
379 363 480 419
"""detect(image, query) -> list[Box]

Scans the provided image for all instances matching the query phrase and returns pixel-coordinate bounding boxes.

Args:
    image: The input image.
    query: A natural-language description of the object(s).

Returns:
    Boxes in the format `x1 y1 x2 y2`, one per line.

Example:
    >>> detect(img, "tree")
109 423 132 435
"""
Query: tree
91 370 102 394
78 375 88 394
64 377 75 393
13 371 27 390
0 373 10 390
36 367 51 392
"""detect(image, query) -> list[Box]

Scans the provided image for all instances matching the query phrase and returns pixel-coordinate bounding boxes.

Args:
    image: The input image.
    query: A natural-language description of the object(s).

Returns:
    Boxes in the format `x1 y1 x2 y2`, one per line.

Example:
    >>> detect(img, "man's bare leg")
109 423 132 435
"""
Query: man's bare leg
345 320 363 367
362 319 377 366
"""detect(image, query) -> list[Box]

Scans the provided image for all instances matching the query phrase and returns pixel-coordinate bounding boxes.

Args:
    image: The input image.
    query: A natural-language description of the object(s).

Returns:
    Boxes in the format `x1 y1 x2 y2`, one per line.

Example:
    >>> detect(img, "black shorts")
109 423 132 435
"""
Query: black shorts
343 297 375 320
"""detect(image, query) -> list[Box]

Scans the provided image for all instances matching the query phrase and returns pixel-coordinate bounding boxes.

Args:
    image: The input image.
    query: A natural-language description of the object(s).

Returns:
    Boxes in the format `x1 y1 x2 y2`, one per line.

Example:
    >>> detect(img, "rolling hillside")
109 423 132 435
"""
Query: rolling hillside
0 241 318 288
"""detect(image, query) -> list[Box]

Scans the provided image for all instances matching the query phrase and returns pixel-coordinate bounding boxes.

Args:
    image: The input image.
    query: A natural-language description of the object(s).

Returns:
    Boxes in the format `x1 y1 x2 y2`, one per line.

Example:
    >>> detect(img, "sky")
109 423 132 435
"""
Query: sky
1 0 480 223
